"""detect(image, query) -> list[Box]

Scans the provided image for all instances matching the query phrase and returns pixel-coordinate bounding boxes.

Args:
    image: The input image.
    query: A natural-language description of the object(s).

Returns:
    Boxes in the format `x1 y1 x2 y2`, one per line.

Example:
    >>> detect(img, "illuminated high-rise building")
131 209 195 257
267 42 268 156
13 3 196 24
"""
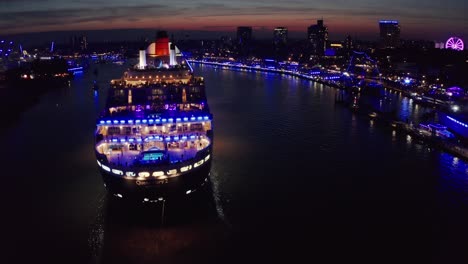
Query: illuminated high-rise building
70 35 88 51
273 27 288 47
79 36 87 51
307 20 328 56
273 27 288 59
379 20 400 48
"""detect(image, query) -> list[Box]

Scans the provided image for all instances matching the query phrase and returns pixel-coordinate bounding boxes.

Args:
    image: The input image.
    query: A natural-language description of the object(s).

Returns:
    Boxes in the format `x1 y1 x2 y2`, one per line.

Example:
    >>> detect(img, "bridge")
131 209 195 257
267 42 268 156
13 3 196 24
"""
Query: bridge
342 51 384 96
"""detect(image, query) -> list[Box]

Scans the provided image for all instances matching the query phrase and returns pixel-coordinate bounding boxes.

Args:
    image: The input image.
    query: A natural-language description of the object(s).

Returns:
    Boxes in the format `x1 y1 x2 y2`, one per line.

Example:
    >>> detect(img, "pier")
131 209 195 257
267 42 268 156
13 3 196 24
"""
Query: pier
392 121 468 162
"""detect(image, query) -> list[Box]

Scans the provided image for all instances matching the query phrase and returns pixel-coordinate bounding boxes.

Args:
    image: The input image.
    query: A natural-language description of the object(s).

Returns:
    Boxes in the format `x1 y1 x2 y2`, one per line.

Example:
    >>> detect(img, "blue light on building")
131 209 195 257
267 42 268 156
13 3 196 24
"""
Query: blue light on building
379 20 398 24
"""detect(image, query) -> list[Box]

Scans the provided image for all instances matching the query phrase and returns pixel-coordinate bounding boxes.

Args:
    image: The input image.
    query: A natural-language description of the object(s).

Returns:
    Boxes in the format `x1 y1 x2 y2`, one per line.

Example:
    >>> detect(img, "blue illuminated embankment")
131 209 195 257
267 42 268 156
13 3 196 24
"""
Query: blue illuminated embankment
440 113 468 138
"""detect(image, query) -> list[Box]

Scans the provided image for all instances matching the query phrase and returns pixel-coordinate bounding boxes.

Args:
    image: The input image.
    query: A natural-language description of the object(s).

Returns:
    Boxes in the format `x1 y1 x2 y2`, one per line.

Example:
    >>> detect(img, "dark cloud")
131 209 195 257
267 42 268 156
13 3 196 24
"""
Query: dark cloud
0 4 182 31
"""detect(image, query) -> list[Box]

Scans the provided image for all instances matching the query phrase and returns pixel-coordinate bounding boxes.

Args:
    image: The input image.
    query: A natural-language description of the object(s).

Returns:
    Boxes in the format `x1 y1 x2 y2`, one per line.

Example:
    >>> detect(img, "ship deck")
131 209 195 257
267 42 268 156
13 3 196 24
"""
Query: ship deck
96 135 210 168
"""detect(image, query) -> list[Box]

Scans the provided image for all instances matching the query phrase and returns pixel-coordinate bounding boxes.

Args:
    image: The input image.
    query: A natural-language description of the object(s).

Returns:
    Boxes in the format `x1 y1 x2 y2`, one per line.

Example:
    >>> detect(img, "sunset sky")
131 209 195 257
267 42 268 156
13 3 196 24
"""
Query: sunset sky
1 0 466 41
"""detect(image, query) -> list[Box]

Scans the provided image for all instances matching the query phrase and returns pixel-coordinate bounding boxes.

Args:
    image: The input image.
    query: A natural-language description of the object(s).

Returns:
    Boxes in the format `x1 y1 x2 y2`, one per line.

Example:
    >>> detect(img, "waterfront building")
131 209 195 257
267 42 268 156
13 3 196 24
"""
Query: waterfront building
379 20 400 49
308 19 328 56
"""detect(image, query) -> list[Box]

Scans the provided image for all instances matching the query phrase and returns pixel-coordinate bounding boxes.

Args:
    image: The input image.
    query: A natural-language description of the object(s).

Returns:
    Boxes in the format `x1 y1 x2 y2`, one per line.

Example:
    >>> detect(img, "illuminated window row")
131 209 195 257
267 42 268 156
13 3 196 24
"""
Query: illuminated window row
447 116 468 128
107 134 202 143
98 116 210 125
96 154 211 178
127 75 175 79
323 76 341 80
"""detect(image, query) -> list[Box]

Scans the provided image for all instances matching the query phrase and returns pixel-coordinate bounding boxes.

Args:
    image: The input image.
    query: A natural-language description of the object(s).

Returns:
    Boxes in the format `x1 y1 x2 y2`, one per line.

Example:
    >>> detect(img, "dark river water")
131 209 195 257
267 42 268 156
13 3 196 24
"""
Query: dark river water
2 62 468 264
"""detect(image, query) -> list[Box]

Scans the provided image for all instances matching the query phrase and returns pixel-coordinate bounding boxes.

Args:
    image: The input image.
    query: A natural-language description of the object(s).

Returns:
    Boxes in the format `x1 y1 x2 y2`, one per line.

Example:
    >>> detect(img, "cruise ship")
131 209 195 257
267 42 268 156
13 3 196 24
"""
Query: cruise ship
94 31 213 202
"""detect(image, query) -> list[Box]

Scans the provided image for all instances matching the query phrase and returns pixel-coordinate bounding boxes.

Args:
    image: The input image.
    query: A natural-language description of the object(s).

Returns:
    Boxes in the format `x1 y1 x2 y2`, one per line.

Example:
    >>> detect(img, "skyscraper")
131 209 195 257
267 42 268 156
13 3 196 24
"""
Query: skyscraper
79 35 87 51
273 27 288 47
70 35 87 51
307 20 328 56
237 26 252 57
345 35 353 51
379 20 400 48
273 27 288 60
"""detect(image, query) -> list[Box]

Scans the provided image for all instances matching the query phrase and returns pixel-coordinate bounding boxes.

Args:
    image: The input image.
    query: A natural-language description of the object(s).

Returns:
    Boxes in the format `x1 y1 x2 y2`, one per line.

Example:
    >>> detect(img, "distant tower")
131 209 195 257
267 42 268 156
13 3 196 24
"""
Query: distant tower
70 35 87 51
273 27 288 60
79 35 88 51
307 19 328 56
345 35 353 50
379 20 400 48
237 26 252 57
273 27 288 46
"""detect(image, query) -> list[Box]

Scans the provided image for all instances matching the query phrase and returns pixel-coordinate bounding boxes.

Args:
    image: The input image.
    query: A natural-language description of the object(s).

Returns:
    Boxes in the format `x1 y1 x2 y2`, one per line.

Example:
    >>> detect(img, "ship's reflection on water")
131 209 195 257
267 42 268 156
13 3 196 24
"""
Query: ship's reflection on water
89 179 231 264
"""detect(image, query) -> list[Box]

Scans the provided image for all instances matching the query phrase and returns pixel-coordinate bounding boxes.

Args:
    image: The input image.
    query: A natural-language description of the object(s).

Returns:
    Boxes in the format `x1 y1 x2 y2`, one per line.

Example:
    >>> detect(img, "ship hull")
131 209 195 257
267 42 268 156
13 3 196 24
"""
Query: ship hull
99 159 212 201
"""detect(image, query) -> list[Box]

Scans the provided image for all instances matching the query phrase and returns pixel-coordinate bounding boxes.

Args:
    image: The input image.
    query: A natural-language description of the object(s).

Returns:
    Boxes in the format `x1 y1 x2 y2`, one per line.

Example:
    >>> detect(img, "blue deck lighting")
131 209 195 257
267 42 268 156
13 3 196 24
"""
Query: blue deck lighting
67 67 83 72
447 116 468 128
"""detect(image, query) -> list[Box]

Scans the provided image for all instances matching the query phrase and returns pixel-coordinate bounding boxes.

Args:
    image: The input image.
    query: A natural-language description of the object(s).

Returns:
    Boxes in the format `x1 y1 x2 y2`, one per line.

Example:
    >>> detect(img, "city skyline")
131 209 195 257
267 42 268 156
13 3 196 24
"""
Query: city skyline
1 0 467 42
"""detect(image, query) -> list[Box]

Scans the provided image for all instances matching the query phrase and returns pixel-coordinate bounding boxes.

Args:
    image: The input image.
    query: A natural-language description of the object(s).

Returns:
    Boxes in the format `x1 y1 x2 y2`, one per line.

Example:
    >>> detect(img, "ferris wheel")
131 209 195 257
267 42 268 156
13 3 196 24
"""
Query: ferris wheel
445 37 464 51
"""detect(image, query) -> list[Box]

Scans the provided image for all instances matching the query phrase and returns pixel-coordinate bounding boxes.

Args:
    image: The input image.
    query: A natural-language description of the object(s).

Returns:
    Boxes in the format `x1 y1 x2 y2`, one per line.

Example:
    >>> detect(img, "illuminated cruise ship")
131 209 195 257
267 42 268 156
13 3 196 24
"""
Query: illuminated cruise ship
94 31 213 201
